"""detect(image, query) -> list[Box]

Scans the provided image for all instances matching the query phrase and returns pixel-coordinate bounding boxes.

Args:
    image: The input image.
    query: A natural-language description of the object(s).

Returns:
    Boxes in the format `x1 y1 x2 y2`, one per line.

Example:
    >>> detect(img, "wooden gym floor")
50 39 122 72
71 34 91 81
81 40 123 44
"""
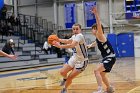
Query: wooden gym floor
0 57 140 93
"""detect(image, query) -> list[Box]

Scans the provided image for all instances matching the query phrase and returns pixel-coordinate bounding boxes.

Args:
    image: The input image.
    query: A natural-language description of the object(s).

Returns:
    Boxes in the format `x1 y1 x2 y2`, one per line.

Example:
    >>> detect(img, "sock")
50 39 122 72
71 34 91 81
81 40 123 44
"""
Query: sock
63 86 67 91
98 86 103 91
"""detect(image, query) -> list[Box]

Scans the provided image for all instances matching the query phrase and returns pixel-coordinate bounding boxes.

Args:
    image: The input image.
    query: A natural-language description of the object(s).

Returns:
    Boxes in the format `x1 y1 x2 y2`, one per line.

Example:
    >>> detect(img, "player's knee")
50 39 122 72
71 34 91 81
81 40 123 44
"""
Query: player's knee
94 69 100 74
100 72 106 77
60 69 66 76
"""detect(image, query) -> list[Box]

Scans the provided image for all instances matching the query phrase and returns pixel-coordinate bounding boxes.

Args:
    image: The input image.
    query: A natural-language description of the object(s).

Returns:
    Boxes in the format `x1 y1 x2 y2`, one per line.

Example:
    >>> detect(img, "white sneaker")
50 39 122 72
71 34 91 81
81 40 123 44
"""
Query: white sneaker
103 91 107 93
60 88 67 93
60 79 66 86
93 89 103 93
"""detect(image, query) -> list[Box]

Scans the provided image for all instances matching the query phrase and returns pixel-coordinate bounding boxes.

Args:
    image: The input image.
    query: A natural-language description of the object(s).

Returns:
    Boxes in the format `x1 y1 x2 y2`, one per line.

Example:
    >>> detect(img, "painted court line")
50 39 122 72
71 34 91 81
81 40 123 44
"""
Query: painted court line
0 66 62 78
127 86 140 93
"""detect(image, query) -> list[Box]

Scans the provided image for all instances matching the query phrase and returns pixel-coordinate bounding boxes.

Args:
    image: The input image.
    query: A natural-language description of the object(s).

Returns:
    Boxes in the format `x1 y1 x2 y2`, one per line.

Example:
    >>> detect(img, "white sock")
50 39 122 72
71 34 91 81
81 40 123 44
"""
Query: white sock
63 86 66 89
98 86 103 91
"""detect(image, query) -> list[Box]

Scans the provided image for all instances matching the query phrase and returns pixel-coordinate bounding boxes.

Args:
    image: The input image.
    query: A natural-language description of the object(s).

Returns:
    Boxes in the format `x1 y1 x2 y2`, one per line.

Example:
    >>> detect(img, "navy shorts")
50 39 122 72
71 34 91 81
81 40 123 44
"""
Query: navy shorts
101 57 116 72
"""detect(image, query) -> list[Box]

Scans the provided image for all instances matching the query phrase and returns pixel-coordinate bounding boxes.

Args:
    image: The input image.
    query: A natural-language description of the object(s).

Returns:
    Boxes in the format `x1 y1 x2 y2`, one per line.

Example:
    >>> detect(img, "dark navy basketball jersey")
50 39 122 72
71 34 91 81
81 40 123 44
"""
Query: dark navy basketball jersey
96 38 115 58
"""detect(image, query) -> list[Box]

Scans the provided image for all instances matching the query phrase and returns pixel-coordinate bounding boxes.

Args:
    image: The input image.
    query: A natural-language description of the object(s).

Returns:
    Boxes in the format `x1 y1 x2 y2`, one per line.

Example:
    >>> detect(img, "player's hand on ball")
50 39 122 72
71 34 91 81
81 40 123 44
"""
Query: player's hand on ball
52 41 61 48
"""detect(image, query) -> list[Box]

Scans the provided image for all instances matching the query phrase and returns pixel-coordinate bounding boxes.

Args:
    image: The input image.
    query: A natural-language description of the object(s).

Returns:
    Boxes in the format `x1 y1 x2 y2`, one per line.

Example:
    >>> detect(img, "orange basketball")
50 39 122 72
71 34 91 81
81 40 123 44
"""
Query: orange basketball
48 35 59 45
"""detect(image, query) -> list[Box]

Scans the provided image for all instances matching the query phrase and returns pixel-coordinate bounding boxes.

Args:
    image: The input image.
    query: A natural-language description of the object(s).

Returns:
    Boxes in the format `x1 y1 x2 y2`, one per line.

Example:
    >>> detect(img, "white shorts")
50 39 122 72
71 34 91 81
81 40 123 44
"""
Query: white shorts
67 55 88 71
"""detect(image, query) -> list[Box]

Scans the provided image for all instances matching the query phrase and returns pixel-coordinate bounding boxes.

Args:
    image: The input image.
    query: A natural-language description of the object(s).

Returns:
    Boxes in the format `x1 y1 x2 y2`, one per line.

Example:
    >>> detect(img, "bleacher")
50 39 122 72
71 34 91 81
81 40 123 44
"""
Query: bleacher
0 13 65 71
0 36 65 71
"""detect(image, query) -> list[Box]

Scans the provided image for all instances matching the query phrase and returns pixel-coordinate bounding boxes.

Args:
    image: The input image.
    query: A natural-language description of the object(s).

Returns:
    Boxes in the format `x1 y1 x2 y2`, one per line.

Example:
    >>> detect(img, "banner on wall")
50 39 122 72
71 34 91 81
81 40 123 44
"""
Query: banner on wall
84 1 96 27
64 3 76 28
0 0 4 9
0 0 4 17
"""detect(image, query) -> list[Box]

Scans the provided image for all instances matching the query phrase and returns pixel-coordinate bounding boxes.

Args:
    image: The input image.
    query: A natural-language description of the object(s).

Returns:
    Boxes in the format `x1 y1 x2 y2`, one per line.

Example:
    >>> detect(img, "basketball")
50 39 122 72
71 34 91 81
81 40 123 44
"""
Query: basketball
48 34 59 45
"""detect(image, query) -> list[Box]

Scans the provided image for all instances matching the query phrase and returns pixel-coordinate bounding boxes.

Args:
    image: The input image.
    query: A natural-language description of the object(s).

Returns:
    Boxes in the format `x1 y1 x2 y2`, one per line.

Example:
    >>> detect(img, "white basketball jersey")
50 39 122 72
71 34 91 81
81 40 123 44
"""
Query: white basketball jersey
70 33 88 61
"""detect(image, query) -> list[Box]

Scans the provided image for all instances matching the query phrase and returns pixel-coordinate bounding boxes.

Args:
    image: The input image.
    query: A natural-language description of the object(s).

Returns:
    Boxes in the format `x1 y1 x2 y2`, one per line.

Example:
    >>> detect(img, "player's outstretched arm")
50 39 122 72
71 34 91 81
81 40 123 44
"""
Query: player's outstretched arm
59 38 72 44
48 34 72 45
0 50 17 60
87 41 97 49
53 40 78 49
91 7 106 42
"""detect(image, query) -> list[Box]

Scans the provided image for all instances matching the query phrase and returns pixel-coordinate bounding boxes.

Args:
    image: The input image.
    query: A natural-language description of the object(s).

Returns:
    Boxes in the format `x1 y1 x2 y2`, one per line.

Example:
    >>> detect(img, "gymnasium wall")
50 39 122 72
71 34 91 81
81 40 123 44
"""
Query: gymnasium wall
97 0 109 27
18 0 35 5
113 0 125 16
57 0 110 28
17 0 139 57
17 0 124 28
58 3 64 29
19 6 36 16
19 4 54 22
38 4 54 22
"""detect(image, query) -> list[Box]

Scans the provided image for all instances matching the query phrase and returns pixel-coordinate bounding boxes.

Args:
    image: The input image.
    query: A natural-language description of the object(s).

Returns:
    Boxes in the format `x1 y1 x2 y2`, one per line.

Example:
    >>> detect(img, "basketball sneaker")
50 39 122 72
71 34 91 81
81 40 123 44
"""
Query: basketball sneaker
107 86 115 93
60 88 67 93
60 79 66 86
92 89 103 93
104 86 115 93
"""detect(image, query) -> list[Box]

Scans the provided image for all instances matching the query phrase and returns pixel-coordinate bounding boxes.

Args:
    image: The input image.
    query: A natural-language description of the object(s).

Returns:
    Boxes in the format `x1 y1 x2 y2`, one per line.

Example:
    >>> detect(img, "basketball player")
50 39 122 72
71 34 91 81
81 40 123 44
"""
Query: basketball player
87 7 116 93
53 23 88 93
0 50 17 60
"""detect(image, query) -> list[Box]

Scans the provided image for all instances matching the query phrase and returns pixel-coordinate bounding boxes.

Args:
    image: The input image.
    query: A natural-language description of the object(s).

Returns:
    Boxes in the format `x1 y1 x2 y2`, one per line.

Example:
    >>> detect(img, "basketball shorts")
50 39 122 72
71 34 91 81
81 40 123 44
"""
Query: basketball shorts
67 55 88 72
101 57 116 72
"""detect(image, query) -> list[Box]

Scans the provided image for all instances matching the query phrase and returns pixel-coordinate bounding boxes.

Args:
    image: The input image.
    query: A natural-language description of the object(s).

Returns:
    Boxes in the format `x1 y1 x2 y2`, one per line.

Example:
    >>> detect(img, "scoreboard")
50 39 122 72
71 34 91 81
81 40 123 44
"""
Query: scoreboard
125 0 140 19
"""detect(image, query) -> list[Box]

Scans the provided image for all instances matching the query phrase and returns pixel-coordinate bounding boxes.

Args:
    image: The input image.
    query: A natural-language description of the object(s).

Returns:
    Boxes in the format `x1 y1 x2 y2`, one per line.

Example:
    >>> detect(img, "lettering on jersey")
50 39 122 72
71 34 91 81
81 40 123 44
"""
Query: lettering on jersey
103 44 111 54
107 49 111 53
72 48 77 53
